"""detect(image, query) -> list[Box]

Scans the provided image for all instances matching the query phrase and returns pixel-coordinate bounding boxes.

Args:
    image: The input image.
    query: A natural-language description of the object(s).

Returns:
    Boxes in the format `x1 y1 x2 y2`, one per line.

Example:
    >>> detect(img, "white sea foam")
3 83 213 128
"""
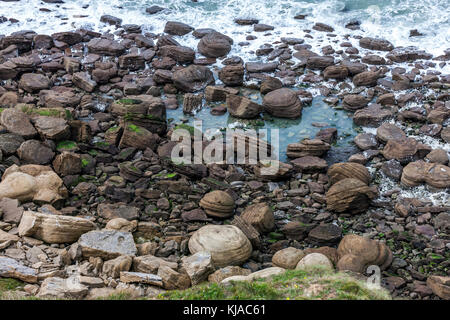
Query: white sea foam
0 0 449 73
363 118 449 206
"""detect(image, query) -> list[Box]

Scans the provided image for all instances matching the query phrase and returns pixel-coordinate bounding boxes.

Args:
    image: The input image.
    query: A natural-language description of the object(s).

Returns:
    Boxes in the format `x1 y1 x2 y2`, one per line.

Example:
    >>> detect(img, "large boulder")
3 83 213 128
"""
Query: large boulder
353 104 393 127
359 37 394 51
119 124 160 150
92 62 118 84
0 133 24 155
199 190 235 218
263 88 302 119
272 247 305 269
111 95 167 135
336 234 392 273
103 255 132 278
34 116 70 140
18 211 96 244
306 56 335 70
181 251 215 285
341 60 367 75
323 65 348 80
158 45 195 64
226 95 262 119
0 164 68 205
240 202 274 233
425 149 449 165
352 70 383 87
327 162 371 185
118 53 145 71
354 133 378 150
219 64 244 86
53 151 82 176
78 230 137 259
40 90 81 108
157 265 191 290
37 277 88 299
19 73 50 92
260 77 282 94
100 14 122 26
343 94 369 111
0 109 37 139
198 32 232 58
326 178 378 214
254 160 293 181
51 31 82 45
376 123 406 143
188 225 252 267
401 161 450 189
172 65 215 92
296 253 334 270
72 72 97 92
382 138 420 162
427 276 450 300
164 21 194 36
0 256 38 283
286 138 330 158
87 38 125 56
17 140 55 165
308 224 342 245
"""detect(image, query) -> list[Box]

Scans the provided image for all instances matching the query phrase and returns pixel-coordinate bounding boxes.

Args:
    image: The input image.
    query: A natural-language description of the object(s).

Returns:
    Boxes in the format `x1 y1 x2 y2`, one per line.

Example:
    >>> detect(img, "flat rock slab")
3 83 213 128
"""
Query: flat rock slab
37 276 88 299
120 271 163 286
0 256 38 283
18 210 97 244
245 62 278 73
79 230 137 259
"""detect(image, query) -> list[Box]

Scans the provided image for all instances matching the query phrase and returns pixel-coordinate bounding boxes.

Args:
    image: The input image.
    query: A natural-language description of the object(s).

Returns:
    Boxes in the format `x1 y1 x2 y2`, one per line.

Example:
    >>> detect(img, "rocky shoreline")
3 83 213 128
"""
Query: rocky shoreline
0 10 449 300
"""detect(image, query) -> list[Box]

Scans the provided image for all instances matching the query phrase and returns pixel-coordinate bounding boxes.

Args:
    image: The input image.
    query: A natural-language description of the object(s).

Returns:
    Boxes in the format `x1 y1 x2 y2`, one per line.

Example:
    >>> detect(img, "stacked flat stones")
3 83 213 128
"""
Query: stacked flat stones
325 162 377 214
240 202 274 233
199 190 235 218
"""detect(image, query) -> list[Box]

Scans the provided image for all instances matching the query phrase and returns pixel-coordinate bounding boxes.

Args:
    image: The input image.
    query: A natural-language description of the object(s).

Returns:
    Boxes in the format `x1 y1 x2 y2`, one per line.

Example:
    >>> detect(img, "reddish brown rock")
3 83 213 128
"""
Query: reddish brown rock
226 94 262 119
263 88 302 119
401 161 450 188
327 162 371 185
326 178 378 214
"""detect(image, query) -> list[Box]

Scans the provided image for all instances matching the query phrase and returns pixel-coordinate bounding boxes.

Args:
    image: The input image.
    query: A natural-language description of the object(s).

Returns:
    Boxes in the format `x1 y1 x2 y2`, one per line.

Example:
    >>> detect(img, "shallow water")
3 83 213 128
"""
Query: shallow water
167 93 357 162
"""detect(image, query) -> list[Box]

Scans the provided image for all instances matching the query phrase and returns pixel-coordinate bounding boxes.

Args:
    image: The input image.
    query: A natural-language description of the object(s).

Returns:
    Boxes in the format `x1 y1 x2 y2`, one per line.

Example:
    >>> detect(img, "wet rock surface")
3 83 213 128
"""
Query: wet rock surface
0 14 447 301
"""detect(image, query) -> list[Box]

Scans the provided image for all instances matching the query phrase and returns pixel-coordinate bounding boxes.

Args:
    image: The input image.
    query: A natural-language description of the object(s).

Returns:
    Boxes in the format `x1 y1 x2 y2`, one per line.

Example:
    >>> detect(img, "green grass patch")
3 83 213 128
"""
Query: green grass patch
81 158 90 168
174 123 197 136
107 126 120 133
0 278 25 299
127 124 141 133
56 140 77 151
159 267 391 301
97 292 134 300
117 98 142 105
